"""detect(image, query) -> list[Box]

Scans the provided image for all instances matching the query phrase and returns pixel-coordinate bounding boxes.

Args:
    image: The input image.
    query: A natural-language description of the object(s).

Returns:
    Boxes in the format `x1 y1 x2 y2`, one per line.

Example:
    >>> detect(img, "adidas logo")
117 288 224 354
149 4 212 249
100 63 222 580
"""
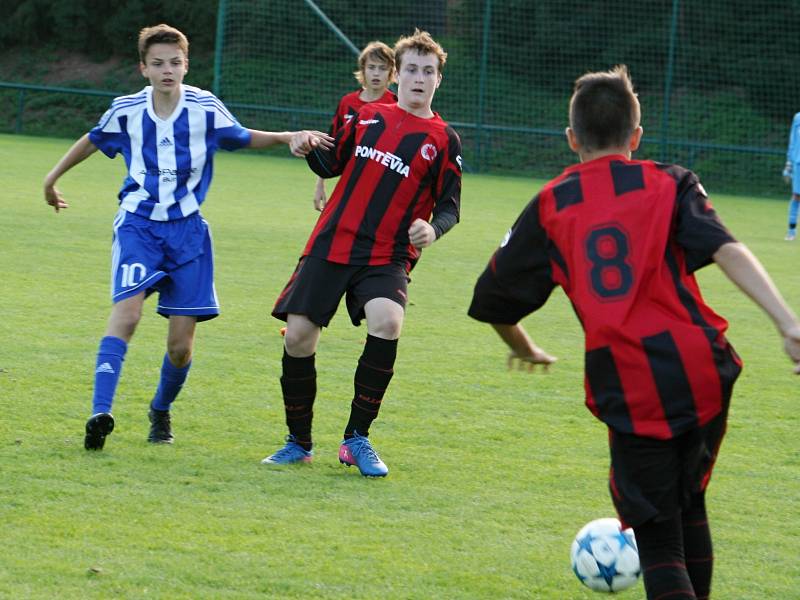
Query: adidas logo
95 362 115 375
158 137 173 147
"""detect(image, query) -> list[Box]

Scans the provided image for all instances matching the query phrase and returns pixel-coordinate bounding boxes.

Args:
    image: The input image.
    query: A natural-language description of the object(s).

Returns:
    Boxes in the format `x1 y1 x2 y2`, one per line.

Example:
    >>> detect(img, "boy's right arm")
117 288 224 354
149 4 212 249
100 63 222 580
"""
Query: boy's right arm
43 134 98 212
713 241 800 373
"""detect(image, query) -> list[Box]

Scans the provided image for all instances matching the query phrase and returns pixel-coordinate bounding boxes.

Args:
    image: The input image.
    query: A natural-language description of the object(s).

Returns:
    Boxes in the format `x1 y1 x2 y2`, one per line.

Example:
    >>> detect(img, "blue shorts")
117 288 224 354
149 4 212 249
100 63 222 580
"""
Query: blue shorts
110 210 219 321
793 163 800 195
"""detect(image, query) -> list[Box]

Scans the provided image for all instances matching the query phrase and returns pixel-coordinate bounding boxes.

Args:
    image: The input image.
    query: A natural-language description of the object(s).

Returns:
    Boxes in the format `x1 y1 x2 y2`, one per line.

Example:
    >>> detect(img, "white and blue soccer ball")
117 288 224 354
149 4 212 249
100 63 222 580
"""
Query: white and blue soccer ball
570 517 641 593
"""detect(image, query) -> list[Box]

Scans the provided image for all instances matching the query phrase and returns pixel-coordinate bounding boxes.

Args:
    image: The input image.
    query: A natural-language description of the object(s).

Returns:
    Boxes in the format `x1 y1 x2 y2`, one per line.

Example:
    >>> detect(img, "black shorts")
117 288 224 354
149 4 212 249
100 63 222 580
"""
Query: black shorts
608 408 728 529
272 256 410 327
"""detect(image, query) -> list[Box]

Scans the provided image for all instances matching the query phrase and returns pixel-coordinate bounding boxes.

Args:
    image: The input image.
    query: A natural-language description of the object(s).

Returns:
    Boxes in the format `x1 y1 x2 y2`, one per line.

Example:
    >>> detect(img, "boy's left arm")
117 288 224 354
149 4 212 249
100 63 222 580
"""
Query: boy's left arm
410 129 462 249
713 242 800 373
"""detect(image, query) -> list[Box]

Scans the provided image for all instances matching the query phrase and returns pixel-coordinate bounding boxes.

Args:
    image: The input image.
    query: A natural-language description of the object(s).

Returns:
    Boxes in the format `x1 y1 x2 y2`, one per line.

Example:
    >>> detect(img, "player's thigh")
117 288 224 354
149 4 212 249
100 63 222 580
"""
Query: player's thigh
272 257 352 327
111 212 168 303
792 165 800 195
345 263 409 328
608 430 683 528
156 226 218 321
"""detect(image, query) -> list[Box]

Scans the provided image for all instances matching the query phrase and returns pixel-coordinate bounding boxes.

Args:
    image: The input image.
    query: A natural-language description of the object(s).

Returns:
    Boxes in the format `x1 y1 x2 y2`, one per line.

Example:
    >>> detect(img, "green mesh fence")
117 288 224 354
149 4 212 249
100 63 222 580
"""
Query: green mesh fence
214 0 800 196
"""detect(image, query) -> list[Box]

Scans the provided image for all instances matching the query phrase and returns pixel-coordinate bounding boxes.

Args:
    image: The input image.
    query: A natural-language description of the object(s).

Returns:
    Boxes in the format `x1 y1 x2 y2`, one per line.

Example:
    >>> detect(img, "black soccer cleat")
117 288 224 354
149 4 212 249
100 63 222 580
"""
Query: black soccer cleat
85 413 115 450
147 408 174 444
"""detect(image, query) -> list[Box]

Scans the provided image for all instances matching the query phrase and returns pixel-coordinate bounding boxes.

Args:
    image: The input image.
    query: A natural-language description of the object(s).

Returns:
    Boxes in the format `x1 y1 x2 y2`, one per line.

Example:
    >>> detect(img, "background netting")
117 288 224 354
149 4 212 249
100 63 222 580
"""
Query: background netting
216 0 800 195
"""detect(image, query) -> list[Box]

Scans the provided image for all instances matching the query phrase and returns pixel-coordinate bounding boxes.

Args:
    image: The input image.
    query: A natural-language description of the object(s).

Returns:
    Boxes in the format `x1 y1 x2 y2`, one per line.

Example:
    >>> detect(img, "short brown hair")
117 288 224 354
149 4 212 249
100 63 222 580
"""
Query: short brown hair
569 65 640 152
138 24 189 63
394 28 447 73
354 41 395 86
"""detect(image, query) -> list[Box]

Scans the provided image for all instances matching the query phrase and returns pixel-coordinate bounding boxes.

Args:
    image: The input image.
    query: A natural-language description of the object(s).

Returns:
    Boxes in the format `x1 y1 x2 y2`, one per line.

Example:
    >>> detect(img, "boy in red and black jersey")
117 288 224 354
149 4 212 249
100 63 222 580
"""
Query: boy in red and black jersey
469 66 800 599
265 30 462 478
312 41 397 212
303 100 461 270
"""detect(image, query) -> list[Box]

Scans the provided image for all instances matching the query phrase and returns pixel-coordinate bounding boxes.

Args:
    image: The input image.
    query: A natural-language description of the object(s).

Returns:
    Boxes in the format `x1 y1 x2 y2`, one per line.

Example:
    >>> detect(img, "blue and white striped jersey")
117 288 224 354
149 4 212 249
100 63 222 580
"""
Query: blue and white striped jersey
787 112 800 164
89 85 251 221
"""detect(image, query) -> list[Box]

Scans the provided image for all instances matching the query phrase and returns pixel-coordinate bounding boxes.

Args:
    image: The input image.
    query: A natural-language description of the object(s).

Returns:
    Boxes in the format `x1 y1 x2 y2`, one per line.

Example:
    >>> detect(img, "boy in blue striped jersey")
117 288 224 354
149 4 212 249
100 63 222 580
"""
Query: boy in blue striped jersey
43 23 331 450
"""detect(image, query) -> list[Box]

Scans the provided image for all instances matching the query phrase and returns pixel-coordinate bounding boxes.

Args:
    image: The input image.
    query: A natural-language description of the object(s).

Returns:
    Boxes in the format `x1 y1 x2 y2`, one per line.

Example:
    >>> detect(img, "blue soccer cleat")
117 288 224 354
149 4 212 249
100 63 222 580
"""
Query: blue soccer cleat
261 435 313 465
338 431 388 477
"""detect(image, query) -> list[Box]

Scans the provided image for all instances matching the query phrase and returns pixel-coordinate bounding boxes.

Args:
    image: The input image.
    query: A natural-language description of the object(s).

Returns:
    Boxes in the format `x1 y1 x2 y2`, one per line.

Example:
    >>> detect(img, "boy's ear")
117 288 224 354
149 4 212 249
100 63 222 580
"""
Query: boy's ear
139 62 146 77
629 126 643 152
565 127 581 153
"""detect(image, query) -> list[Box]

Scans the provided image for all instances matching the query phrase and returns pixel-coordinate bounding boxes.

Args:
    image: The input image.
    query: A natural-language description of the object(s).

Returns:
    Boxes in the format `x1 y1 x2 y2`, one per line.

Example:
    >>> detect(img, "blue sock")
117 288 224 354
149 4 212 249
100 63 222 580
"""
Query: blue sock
150 354 191 411
92 336 128 414
788 198 799 229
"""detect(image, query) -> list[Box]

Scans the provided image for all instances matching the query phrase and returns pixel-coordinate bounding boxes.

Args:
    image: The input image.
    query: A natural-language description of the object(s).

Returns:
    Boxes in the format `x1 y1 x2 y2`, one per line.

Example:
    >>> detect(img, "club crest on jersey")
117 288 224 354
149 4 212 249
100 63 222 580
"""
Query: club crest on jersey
420 143 438 161
355 145 410 177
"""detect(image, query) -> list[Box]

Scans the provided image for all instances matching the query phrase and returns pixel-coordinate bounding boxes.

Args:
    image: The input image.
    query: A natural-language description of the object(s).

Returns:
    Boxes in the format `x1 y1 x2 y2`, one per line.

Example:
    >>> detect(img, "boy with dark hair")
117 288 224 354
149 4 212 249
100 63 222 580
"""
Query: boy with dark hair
263 29 462 477
44 23 330 451
312 40 396 211
469 65 800 599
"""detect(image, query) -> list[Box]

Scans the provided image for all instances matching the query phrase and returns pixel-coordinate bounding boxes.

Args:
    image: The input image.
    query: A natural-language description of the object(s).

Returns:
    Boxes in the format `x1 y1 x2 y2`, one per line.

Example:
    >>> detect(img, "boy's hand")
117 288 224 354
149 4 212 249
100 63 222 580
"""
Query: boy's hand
783 324 800 374
290 131 334 157
507 347 557 372
783 160 793 183
44 183 69 212
409 218 436 248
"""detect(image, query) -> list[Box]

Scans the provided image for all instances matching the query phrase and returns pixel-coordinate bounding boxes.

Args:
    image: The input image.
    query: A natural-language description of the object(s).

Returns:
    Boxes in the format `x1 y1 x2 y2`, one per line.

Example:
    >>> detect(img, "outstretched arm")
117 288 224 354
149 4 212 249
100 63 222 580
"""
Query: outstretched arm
713 242 800 373
492 323 557 372
248 129 333 156
43 134 98 212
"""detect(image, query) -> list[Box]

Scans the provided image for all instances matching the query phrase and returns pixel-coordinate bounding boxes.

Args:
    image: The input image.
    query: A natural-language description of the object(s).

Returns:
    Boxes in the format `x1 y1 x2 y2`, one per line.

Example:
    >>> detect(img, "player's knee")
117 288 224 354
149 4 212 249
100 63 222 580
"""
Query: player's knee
283 328 317 357
166 343 193 367
108 303 142 338
369 314 403 339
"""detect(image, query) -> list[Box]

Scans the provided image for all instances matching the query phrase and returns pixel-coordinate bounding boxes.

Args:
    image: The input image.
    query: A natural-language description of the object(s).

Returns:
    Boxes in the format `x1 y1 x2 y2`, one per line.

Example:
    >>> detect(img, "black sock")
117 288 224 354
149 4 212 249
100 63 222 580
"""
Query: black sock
280 350 316 451
344 335 397 438
634 514 697 600
683 493 713 600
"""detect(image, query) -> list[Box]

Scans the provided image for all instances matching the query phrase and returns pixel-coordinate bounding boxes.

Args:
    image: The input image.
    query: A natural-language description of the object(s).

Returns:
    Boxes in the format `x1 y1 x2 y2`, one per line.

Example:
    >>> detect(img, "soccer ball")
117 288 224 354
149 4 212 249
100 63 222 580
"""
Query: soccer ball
570 517 641 593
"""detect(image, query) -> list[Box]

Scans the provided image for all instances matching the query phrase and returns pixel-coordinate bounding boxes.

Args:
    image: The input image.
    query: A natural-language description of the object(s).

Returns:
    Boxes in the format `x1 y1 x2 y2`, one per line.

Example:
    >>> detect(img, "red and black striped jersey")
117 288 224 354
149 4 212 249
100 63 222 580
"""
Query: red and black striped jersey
305 102 462 270
469 155 742 440
328 89 397 134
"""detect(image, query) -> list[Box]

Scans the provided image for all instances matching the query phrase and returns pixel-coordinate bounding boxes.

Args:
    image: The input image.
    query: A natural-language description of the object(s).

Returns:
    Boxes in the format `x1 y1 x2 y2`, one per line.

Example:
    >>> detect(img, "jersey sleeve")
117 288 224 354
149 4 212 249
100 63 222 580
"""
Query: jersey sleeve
306 112 356 178
674 170 736 273
208 94 251 151
430 127 462 238
329 97 347 135
468 195 557 324
88 103 125 158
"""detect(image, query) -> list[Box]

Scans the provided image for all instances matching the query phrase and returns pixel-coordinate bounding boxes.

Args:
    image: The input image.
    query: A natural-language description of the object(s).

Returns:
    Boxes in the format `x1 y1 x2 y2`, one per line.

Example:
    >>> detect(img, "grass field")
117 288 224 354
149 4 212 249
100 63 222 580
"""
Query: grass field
1 133 798 599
